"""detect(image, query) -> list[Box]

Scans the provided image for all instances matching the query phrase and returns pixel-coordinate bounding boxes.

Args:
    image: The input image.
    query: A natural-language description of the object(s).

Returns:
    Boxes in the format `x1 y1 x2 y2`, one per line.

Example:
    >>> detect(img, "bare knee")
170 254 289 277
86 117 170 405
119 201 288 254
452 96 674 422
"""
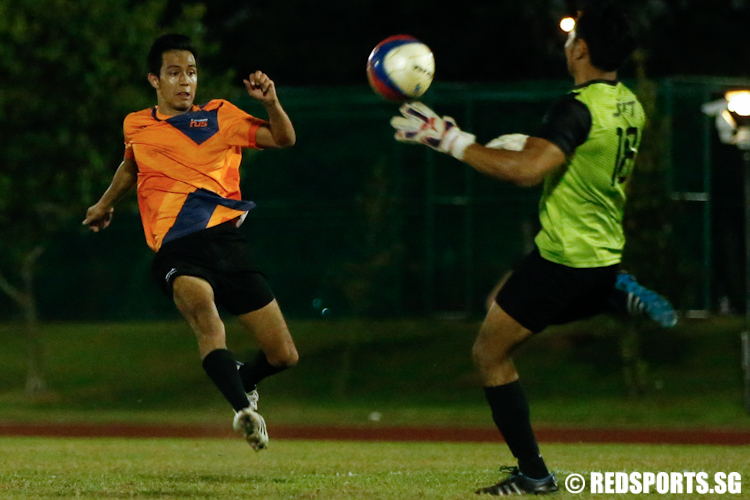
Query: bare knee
282 346 299 367
472 337 510 373
266 342 299 368
237 300 299 368
473 339 520 386
471 341 486 369
473 303 531 385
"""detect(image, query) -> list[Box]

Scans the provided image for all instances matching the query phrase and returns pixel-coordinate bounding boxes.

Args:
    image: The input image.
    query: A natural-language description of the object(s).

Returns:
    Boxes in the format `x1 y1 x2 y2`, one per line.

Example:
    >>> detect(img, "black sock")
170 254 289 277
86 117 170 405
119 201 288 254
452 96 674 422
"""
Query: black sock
238 350 287 391
484 380 549 479
202 349 250 412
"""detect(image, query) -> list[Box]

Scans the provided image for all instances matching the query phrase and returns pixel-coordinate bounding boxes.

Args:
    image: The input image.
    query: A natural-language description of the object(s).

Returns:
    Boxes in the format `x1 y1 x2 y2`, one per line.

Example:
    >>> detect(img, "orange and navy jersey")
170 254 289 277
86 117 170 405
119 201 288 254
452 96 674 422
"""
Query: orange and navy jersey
123 99 267 252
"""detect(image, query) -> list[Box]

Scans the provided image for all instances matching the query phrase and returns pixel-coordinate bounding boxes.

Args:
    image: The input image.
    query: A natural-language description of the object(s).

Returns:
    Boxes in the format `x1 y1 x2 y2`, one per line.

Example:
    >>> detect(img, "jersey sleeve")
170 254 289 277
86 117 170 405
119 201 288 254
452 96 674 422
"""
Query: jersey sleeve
123 114 136 160
533 94 592 157
217 100 268 149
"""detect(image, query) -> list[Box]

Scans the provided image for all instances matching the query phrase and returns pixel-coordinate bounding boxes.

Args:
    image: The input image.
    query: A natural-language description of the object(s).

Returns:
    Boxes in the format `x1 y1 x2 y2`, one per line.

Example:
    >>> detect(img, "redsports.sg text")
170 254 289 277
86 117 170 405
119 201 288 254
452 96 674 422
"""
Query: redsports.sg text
564 471 742 494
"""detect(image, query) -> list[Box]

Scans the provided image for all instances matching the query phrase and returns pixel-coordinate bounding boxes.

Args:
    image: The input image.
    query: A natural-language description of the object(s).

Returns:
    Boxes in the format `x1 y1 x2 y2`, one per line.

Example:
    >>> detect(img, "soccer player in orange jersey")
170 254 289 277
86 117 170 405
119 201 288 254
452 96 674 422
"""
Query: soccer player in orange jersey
83 34 298 451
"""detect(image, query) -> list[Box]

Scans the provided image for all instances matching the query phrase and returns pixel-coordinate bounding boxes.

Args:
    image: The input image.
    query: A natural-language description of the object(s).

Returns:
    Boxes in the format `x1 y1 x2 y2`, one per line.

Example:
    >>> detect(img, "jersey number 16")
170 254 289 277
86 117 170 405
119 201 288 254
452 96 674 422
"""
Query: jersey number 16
613 127 640 186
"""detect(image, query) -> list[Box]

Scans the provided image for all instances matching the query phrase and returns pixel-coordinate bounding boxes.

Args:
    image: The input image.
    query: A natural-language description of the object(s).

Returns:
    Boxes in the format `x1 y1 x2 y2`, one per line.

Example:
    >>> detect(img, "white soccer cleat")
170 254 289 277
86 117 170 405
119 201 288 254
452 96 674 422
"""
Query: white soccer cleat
233 407 269 451
247 388 260 411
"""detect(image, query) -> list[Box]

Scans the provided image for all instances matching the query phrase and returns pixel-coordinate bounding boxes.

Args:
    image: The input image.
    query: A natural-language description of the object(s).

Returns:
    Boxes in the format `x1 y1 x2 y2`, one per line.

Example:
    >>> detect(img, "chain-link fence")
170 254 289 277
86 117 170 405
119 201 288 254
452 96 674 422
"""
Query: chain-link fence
9 78 749 321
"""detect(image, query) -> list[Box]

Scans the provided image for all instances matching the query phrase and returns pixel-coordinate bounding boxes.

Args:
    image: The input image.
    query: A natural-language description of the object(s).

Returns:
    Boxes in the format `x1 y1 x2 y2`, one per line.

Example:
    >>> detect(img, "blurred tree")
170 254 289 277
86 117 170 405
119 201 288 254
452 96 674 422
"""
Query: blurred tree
0 0 227 394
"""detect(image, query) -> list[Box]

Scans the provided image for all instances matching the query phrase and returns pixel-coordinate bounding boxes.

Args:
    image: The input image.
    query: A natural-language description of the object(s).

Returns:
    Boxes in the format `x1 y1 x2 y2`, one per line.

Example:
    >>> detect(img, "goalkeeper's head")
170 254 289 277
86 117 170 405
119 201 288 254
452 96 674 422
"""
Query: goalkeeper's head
572 2 637 72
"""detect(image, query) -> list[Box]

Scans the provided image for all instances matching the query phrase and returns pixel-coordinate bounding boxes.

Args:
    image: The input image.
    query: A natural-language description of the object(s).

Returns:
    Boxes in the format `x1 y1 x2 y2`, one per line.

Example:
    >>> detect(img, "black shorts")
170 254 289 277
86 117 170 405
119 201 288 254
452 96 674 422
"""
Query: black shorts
495 247 619 333
151 221 275 316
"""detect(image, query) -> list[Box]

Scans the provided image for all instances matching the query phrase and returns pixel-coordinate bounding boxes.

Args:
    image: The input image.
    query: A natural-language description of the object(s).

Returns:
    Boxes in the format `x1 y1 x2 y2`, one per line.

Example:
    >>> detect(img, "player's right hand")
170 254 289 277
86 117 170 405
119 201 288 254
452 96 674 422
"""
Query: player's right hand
82 204 114 232
390 102 476 160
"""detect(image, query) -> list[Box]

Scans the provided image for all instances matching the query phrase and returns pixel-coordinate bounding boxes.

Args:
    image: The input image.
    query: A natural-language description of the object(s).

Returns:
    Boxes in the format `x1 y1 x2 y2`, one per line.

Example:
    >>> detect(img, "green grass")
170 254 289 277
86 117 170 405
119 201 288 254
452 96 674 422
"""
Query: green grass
0 437 746 499
0 315 749 429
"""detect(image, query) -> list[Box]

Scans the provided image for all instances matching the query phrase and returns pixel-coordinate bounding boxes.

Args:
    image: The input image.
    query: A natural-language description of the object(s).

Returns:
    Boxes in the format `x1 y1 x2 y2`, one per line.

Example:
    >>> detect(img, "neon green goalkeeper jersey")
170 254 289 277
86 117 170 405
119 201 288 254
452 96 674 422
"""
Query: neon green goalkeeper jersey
533 80 645 268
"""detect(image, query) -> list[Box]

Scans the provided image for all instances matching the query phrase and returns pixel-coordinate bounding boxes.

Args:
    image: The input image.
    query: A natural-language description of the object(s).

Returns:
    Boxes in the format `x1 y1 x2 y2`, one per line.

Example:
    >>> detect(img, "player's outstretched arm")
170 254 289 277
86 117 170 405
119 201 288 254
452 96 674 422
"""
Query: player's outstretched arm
244 71 296 149
462 137 566 187
82 156 138 232
391 102 565 187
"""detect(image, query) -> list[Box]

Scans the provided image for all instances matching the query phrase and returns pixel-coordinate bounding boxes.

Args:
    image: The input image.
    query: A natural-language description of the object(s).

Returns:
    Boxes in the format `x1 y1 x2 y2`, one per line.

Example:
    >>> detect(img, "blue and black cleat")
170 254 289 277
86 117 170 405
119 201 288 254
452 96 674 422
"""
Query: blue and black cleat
476 466 559 496
616 273 678 328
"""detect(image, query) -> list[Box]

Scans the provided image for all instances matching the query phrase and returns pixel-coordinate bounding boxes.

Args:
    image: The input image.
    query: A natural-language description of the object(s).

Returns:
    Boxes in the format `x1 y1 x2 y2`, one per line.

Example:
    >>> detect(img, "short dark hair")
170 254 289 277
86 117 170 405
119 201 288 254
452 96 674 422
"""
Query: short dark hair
575 3 637 72
147 34 197 76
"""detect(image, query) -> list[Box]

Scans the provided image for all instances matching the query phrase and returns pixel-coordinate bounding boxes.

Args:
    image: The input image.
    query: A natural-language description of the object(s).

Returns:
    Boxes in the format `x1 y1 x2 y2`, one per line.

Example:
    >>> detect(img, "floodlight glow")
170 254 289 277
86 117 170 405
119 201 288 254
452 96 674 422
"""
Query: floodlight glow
560 17 576 33
722 109 737 127
727 90 750 117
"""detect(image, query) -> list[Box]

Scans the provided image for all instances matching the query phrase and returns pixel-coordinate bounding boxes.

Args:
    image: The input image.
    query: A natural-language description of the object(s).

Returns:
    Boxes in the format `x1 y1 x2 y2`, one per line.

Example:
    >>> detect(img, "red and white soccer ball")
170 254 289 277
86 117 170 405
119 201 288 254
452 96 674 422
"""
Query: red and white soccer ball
366 35 435 101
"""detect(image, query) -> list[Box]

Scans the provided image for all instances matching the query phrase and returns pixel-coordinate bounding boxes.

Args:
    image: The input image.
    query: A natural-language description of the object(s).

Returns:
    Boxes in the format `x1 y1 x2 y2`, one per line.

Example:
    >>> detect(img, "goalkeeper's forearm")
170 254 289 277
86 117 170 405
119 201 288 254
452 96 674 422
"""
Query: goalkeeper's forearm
461 137 566 187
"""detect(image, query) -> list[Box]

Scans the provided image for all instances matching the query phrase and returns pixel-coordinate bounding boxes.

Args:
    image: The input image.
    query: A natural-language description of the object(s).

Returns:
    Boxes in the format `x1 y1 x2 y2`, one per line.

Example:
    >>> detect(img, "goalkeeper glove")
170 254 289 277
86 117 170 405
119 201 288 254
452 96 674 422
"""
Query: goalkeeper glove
484 133 529 151
390 102 476 160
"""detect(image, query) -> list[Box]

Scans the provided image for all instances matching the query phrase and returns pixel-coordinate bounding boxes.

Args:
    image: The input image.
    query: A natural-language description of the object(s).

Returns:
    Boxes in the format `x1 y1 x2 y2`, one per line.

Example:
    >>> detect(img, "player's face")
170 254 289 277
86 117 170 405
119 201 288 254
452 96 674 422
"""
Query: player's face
564 29 578 76
152 50 198 115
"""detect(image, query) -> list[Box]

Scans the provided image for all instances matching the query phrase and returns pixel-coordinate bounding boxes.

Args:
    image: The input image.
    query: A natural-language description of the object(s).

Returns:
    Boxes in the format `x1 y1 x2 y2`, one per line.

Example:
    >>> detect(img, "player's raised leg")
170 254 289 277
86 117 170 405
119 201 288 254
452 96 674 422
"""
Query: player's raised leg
236 299 298 391
234 298 298 449
171 275 275 450
472 302 559 495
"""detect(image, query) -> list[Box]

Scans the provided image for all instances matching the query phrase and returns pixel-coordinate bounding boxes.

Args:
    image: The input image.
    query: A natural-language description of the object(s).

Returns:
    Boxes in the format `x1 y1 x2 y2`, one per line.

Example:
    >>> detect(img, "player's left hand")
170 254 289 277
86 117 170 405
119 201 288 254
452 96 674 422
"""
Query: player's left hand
243 71 278 105
390 102 476 160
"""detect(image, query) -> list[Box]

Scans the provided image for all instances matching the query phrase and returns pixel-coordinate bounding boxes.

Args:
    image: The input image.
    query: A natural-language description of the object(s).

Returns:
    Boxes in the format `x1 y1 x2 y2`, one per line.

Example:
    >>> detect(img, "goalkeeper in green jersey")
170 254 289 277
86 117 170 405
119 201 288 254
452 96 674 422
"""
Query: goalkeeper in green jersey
390 2 676 496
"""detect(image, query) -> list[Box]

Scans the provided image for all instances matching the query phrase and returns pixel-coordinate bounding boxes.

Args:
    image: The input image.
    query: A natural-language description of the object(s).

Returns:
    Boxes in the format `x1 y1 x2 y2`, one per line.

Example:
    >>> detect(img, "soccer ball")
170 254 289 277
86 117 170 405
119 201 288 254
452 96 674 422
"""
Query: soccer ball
366 35 435 101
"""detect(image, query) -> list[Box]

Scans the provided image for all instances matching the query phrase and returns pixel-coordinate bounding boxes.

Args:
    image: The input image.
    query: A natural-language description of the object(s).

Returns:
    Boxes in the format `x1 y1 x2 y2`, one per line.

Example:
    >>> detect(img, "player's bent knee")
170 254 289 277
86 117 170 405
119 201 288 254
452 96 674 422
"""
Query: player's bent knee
471 343 484 367
268 345 299 368
471 344 490 372
472 340 511 372
284 348 299 367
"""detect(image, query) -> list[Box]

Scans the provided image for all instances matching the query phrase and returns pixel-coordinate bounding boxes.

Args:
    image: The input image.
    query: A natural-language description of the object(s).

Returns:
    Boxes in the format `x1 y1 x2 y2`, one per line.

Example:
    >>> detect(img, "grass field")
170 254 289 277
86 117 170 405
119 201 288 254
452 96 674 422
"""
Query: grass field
0 317 748 499
1 315 748 430
0 437 746 499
